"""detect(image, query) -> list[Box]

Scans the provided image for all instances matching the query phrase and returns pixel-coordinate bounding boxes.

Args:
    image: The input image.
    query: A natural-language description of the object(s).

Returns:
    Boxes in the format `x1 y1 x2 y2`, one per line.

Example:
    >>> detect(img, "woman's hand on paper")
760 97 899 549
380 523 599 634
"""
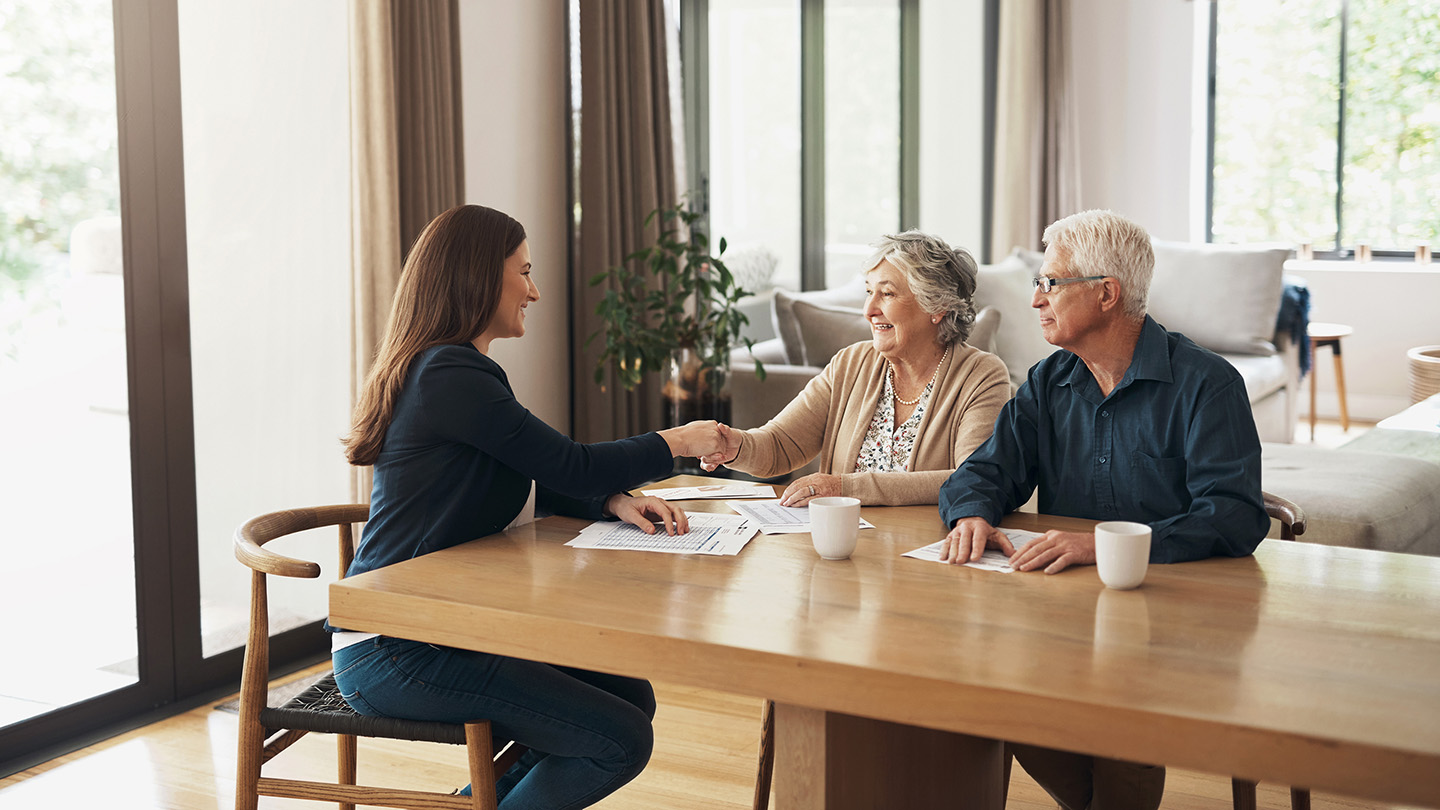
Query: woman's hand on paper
605 494 690 535
779 473 842 507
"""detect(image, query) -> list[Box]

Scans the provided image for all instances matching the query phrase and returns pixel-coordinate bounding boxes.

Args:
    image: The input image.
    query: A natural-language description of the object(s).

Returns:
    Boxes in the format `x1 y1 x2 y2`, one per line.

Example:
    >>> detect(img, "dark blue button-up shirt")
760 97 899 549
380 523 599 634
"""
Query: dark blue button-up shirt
939 316 1267 563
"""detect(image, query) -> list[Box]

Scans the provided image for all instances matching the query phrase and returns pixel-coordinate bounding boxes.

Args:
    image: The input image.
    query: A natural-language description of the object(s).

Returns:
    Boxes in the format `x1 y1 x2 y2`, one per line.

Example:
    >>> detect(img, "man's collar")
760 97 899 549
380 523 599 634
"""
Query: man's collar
1058 315 1172 395
1127 315 1174 385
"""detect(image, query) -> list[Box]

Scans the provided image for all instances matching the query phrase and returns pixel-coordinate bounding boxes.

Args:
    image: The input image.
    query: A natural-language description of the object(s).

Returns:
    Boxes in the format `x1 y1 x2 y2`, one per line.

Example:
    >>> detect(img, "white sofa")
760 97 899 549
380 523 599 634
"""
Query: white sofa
730 242 1300 444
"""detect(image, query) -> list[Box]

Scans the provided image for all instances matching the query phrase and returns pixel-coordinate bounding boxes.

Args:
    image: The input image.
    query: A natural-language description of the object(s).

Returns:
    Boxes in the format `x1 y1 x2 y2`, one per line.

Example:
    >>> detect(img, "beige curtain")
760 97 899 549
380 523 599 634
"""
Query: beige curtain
390 0 466 251
990 0 1081 261
572 0 678 442
348 0 466 501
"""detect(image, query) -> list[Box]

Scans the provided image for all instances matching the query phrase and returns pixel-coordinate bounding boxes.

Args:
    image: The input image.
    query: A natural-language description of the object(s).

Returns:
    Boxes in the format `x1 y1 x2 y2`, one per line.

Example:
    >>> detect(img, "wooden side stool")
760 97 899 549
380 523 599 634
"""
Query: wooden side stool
1307 322 1353 441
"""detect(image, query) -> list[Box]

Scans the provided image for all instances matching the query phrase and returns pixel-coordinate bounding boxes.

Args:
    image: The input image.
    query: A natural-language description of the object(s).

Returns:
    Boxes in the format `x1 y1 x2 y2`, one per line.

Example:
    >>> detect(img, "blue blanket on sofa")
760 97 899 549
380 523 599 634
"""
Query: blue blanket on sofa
1277 276 1311 379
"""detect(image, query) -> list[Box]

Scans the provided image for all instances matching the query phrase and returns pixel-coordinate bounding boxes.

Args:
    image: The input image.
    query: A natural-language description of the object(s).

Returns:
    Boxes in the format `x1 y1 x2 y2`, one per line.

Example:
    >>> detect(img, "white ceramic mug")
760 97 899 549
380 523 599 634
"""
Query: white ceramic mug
809 497 861 560
1094 521 1152 589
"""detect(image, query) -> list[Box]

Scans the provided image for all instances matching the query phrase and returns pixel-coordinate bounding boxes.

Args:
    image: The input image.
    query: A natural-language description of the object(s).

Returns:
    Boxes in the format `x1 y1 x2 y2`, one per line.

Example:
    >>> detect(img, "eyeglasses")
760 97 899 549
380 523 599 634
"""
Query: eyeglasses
1032 275 1108 294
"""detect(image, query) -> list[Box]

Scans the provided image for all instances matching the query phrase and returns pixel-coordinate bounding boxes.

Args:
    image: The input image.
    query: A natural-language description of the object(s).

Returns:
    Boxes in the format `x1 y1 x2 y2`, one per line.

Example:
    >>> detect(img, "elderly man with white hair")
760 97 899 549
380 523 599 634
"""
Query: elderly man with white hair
936 209 1268 810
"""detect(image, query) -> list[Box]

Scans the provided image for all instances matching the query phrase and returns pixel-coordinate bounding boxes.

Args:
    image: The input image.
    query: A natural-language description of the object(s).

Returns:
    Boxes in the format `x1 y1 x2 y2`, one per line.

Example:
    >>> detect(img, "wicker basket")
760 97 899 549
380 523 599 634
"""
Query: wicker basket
1408 345 1440 404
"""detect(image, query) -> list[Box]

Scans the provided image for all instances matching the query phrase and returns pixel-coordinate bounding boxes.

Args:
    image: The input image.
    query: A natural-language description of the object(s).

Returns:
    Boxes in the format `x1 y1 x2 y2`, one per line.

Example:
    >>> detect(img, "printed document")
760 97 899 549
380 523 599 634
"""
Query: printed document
640 483 776 501
566 511 758 556
903 528 1041 572
725 499 876 535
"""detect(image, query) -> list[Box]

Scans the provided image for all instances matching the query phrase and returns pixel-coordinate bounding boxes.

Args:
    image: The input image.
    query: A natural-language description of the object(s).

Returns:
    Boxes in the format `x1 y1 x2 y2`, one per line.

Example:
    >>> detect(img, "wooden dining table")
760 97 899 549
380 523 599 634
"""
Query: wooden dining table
330 475 1440 808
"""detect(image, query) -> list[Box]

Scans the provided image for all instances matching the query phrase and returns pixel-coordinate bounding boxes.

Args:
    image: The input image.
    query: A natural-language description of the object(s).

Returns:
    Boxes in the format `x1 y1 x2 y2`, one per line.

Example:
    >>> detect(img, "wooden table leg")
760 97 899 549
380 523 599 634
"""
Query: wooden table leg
773 703 1004 810
1309 339 1319 441
1331 341 1350 431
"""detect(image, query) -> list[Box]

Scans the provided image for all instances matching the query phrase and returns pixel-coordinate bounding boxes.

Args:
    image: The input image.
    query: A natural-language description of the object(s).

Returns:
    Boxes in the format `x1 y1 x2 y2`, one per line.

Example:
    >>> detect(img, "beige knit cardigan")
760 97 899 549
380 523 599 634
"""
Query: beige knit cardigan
729 340 1011 505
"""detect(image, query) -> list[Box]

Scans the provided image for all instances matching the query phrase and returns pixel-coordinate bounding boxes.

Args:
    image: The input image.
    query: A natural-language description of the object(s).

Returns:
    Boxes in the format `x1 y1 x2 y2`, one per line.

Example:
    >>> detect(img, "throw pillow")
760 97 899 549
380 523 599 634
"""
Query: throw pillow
973 251 1058 388
1147 241 1287 356
771 277 869 364
790 299 871 367
967 306 1001 355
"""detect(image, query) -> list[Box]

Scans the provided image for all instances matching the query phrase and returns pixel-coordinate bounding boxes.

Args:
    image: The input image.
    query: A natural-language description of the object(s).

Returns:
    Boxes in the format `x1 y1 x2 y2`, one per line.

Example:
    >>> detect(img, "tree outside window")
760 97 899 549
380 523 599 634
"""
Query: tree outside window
1210 0 1439 255
1 0 120 357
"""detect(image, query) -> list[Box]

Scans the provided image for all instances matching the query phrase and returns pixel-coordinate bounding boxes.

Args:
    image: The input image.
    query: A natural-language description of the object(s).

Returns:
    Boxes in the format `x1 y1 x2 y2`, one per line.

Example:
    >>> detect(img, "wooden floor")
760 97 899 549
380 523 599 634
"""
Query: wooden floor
0 663 1425 810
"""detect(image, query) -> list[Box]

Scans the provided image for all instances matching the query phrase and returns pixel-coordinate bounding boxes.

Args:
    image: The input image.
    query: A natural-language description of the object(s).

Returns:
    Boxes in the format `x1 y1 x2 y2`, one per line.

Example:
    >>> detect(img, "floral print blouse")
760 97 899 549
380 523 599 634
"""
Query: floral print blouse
853 369 932 473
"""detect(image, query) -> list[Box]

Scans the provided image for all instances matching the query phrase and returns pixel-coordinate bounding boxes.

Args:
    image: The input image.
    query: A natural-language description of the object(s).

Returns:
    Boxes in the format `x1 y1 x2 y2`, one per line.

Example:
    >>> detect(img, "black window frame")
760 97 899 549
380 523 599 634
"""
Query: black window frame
680 0 923 291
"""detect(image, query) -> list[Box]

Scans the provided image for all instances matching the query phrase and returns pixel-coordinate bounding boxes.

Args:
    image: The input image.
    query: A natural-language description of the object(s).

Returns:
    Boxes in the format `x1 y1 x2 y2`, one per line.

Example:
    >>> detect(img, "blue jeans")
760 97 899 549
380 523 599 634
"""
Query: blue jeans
332 636 655 810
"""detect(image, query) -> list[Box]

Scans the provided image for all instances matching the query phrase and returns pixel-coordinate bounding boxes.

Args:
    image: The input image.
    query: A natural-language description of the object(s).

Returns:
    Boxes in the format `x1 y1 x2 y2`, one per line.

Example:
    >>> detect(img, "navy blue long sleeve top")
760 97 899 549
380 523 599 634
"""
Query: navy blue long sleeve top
938 316 1268 564
346 344 674 579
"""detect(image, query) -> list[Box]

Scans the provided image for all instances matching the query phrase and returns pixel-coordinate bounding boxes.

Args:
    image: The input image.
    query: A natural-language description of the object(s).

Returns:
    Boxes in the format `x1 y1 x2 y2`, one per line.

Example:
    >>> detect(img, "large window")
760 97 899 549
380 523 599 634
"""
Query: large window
1 0 137 729
1209 0 1440 255
0 0 350 770
684 0 918 291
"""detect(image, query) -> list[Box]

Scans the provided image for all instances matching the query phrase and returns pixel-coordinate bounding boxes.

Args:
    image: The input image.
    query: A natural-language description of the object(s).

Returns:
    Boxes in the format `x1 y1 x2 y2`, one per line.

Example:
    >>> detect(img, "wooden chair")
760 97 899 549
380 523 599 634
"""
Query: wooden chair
753 494 1314 810
233 503 527 810
1232 492 1310 810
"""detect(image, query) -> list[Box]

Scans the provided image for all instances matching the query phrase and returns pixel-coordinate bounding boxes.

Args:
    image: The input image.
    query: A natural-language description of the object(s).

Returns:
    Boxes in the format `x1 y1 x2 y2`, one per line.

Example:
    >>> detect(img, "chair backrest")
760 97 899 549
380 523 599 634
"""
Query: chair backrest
235 503 371 579
1262 491 1307 541
232 505 370 716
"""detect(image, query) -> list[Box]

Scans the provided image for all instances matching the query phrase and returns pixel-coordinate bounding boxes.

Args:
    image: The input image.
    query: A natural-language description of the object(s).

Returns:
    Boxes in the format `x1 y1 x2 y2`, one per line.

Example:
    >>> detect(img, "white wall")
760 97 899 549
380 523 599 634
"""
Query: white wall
459 1 571 433
1286 262 1440 421
1069 0 1197 241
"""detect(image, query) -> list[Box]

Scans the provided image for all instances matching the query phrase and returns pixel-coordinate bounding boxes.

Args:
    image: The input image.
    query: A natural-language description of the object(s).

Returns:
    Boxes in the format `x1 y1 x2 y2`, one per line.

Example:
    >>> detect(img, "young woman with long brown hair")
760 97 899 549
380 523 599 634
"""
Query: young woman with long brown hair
333 204 724 808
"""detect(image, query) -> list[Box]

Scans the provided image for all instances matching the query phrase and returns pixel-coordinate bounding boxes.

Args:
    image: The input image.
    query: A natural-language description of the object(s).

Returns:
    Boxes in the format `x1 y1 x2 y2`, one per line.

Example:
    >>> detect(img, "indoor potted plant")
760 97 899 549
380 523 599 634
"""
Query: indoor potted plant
589 201 765 428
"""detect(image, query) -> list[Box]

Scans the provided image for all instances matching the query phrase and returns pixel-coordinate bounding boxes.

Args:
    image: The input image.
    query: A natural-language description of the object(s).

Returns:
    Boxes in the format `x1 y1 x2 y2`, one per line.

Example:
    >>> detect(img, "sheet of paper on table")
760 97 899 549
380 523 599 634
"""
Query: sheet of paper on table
725 499 877 535
640 483 777 501
903 528 1041 572
566 511 759 555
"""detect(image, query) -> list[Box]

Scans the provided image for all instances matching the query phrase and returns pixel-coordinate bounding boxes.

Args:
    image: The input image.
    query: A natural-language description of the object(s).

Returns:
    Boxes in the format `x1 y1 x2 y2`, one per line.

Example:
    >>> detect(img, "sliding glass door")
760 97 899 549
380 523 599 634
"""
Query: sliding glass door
0 0 348 770
0 0 143 734
176 0 352 665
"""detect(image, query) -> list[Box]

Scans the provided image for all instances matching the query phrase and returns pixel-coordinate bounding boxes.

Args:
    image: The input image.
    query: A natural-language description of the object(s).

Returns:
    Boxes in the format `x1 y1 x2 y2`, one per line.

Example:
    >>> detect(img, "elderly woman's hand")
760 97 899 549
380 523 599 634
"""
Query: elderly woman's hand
604 494 690 535
699 423 742 472
779 473 843 507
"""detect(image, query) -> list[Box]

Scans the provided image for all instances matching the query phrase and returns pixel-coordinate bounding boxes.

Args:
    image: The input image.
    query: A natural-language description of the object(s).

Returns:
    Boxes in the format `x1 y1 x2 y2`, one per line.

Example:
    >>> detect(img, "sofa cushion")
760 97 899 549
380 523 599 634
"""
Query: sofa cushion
1262 443 1440 557
973 251 1058 388
731 337 790 366
1221 351 1289 403
968 306 1001 355
790 299 870 366
1148 241 1287 356
771 279 869 364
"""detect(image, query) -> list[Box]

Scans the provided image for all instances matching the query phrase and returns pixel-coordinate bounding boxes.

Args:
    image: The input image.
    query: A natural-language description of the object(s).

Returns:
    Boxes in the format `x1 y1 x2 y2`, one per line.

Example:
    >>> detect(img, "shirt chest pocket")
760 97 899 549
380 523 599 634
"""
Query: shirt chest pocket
1130 451 1189 518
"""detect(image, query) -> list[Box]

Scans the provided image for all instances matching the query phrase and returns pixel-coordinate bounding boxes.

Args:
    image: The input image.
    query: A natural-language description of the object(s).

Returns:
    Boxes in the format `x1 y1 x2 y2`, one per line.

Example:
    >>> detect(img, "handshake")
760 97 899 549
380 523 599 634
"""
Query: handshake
658 420 742 471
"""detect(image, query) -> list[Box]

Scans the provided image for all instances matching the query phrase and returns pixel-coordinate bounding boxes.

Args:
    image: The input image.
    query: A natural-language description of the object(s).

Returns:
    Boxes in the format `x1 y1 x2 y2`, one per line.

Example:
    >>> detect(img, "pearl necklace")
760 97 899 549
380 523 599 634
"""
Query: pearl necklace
889 345 949 406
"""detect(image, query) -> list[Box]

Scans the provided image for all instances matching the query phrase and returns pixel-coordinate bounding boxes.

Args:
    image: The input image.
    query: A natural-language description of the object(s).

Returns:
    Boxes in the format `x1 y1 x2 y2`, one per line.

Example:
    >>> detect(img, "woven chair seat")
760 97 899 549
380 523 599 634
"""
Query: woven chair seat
259 672 467 745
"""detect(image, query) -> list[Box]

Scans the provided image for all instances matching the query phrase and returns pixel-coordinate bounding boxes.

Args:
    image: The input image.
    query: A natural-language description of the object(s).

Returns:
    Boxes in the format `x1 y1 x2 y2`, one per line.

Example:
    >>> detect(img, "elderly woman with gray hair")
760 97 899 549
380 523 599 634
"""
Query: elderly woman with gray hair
700 230 1011 506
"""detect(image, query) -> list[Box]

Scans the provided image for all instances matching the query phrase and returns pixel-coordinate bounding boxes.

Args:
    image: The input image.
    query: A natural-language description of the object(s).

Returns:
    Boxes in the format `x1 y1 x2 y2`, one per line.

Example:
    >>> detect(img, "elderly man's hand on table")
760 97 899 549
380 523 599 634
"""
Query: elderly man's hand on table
940 517 1015 563
1009 530 1096 574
